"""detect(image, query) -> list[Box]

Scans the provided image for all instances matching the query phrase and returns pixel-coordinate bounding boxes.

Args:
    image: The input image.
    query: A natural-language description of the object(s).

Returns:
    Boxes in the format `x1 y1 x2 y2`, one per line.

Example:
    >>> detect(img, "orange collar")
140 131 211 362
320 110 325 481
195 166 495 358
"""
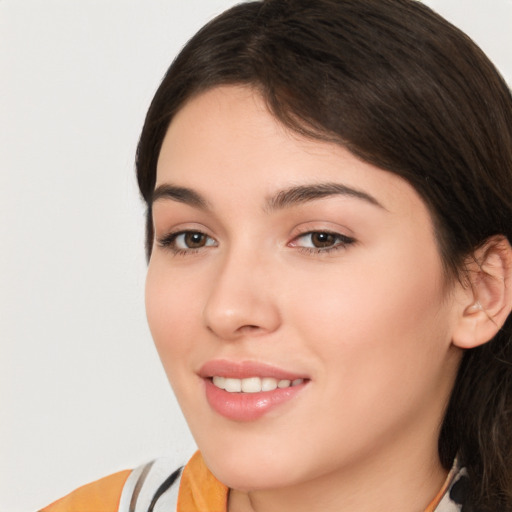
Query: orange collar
424 461 459 512
178 451 229 512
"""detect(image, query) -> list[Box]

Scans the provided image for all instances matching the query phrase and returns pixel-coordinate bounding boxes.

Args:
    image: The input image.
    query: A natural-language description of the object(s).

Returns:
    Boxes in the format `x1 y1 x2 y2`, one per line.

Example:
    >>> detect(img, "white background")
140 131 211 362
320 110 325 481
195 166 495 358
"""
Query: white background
1 1 510 511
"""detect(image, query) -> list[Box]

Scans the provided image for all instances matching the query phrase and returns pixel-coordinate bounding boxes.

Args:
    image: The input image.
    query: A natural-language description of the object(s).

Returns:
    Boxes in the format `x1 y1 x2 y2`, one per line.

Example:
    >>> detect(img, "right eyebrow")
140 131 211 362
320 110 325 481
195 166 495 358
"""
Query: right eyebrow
151 184 209 210
266 182 385 211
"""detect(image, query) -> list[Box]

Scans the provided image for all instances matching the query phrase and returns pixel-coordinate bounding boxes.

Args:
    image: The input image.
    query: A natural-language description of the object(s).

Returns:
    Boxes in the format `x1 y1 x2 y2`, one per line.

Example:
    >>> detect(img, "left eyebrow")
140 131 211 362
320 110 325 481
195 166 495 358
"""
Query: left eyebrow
265 182 386 211
151 184 210 210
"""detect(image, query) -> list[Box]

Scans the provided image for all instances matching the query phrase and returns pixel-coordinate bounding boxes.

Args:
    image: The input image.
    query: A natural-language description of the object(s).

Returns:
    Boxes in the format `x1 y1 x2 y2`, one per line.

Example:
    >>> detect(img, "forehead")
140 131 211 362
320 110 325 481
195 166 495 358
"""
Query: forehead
155 85 426 220
157 86 291 182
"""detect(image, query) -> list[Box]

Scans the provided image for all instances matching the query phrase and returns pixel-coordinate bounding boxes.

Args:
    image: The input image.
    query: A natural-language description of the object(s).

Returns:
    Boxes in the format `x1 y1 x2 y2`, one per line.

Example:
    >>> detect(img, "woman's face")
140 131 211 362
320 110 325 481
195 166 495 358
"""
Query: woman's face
146 86 463 491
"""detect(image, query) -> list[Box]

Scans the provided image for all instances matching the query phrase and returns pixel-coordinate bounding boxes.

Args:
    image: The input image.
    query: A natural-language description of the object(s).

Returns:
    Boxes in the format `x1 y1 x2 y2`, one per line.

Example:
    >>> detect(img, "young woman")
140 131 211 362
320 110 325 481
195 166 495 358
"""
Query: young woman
41 0 512 511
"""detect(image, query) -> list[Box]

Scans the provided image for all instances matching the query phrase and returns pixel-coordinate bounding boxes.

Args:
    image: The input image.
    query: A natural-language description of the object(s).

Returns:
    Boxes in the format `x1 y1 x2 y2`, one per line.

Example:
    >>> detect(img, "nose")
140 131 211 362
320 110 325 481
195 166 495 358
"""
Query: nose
202 250 281 341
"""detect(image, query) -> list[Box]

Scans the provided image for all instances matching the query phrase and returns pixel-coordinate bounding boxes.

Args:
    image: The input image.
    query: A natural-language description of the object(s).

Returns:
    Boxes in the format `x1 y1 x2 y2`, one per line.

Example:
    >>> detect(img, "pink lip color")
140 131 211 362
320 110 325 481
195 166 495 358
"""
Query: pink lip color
199 360 306 380
199 360 308 422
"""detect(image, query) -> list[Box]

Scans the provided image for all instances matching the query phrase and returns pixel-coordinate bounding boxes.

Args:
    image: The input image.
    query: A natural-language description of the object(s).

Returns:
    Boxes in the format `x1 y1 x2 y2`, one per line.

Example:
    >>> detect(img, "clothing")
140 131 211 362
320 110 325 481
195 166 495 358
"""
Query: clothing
40 452 466 512
38 470 132 512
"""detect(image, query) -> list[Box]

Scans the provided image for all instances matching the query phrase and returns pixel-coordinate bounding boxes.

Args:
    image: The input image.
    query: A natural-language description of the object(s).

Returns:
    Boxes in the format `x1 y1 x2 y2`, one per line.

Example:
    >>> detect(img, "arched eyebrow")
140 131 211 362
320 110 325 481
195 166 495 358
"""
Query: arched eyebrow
265 183 385 211
151 182 385 211
152 184 210 209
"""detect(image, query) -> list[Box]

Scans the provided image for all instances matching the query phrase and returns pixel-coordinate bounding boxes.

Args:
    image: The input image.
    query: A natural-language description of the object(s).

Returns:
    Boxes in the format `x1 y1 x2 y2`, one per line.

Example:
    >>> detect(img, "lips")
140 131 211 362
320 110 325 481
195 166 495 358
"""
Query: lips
199 359 307 380
199 360 309 421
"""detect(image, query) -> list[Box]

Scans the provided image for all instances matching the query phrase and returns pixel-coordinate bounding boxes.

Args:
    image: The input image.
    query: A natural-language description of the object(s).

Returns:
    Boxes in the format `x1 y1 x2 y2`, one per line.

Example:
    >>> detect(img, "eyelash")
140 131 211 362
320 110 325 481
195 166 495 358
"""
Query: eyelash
156 230 355 256
290 231 355 255
157 230 217 256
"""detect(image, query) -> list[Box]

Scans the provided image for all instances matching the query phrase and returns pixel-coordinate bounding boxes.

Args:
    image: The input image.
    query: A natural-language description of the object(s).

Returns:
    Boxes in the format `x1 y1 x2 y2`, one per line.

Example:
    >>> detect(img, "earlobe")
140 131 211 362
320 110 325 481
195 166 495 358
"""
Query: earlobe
452 236 512 350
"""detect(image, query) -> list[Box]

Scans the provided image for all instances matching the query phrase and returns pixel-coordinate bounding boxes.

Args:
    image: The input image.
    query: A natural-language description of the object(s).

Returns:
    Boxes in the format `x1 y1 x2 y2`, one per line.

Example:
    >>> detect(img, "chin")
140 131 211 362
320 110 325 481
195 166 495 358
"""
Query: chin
198 439 301 491
210 461 296 492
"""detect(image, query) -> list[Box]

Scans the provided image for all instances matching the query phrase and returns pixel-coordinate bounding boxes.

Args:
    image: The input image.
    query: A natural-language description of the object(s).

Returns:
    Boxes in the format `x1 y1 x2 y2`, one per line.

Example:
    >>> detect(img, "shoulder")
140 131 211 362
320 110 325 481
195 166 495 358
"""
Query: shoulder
39 459 183 512
38 470 131 512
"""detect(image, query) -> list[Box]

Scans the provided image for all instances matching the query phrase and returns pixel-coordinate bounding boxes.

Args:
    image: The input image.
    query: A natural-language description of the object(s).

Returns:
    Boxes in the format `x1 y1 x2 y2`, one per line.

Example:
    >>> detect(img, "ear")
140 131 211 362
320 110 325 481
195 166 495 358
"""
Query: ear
452 235 512 349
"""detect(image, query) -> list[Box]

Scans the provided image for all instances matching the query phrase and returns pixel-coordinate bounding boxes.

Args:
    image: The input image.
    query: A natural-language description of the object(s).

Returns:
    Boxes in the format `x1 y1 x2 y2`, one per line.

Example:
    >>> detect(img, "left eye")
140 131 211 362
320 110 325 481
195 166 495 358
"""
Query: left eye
173 231 216 250
291 231 354 250
157 230 217 253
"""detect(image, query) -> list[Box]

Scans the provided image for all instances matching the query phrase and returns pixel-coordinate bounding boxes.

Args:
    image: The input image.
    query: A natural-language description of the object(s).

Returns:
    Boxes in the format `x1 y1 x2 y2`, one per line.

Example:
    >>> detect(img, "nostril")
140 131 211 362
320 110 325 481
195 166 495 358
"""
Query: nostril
238 325 260 333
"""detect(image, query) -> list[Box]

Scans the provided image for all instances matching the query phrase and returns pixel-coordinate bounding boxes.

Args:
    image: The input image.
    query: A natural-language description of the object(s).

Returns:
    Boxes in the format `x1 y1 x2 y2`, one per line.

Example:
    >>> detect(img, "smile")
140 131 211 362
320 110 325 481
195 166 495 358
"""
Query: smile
200 360 309 421
212 376 305 393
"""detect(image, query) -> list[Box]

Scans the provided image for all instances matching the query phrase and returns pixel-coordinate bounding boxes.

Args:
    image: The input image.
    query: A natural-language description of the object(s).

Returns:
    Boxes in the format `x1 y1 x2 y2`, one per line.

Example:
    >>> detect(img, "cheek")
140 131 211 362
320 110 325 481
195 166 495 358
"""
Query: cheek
279 248 456 461
290 242 451 391
145 261 201 372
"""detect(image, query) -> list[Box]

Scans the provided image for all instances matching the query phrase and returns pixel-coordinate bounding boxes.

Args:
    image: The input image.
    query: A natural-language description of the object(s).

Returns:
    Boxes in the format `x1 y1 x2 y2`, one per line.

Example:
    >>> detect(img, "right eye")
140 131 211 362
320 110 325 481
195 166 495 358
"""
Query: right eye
158 230 217 254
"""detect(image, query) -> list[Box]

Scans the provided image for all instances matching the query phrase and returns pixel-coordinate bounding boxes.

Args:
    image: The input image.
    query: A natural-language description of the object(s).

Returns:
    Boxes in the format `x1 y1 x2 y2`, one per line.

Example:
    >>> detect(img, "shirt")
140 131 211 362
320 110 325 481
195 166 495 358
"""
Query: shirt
40 451 467 512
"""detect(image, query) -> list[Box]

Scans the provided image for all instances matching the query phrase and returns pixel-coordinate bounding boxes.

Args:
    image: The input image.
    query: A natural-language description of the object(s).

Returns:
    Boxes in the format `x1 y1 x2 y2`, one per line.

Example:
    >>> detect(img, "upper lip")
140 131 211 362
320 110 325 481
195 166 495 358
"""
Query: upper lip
199 359 308 381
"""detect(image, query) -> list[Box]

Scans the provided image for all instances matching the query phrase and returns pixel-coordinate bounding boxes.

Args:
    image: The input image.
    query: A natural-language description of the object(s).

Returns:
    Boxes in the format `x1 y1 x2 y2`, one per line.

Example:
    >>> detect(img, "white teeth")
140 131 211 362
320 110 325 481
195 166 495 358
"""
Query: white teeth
224 378 242 392
212 376 304 393
261 377 278 391
212 376 225 389
241 377 261 393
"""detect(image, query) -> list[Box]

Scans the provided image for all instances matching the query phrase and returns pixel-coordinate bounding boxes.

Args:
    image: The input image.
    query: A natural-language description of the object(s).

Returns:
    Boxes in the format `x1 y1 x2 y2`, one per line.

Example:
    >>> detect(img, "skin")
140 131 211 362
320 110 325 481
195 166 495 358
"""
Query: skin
145 86 468 512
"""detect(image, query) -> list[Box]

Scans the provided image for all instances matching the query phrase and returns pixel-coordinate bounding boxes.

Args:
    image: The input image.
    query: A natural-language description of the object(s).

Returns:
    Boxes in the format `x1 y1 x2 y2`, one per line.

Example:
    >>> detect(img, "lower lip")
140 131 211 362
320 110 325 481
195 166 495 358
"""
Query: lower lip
204 379 307 421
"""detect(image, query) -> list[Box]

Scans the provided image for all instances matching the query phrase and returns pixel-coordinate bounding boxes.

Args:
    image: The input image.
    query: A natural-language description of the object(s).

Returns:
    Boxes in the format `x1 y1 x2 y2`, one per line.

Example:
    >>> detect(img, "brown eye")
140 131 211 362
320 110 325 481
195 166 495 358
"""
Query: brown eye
183 232 208 248
310 232 337 248
158 230 217 253
290 231 355 253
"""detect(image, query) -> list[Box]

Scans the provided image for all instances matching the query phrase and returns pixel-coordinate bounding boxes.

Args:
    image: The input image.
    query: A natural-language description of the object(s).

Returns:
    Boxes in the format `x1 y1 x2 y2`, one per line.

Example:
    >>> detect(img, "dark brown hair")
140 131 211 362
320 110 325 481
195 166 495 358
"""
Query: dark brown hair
136 0 512 509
